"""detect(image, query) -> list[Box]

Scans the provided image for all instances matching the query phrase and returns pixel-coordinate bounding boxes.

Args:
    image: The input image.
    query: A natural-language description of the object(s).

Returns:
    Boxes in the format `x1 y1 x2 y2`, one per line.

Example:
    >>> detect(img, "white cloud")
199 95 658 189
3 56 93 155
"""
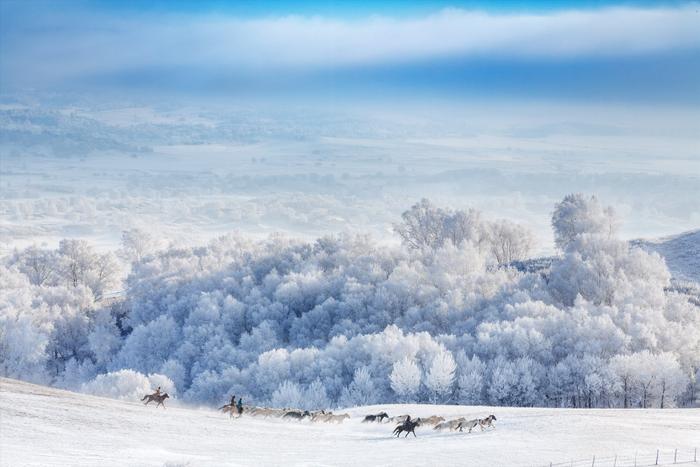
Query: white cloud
2 4 700 85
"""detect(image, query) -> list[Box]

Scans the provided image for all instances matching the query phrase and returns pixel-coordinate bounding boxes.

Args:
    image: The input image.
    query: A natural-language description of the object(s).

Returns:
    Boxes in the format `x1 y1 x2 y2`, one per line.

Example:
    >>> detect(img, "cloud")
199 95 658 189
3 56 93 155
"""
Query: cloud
2 4 699 90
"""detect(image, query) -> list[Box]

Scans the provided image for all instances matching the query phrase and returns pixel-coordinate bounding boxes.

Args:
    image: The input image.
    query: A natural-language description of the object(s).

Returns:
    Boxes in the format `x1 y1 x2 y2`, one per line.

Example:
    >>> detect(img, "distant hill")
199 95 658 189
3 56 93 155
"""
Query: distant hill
633 230 700 284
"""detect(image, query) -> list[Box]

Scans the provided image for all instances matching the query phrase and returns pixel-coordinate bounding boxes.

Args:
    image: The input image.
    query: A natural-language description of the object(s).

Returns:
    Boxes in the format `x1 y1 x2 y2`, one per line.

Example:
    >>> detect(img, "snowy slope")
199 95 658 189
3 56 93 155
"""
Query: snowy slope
1 379 699 467
634 229 700 283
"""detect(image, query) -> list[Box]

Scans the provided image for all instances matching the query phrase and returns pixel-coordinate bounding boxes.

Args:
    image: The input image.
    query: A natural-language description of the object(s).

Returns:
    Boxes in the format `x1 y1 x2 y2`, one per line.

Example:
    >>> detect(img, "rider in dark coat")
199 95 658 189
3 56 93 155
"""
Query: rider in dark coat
236 397 244 415
230 394 236 406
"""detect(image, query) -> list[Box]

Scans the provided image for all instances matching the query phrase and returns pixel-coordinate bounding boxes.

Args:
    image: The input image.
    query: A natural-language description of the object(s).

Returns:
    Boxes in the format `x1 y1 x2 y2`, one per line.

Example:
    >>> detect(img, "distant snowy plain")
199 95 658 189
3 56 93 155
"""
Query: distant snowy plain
2 101 699 254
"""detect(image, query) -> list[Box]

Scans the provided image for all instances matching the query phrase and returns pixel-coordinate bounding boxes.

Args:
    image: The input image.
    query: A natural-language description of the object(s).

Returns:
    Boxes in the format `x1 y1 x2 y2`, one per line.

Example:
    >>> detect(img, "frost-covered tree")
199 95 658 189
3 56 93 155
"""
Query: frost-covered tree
339 367 377 407
56 240 121 300
457 355 485 405
1 196 698 409
393 199 447 250
511 357 543 407
80 369 175 402
120 229 160 263
609 354 640 408
487 220 535 265
488 357 519 406
58 239 95 288
0 305 49 382
10 246 58 286
646 352 688 408
271 380 305 409
425 349 456 403
551 193 617 250
443 208 488 252
548 235 669 308
390 357 421 402
305 379 331 410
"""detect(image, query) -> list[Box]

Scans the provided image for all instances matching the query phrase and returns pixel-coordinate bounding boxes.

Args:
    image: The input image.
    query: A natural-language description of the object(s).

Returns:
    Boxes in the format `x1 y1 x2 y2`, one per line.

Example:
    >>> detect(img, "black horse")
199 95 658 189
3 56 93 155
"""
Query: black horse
393 418 421 437
283 410 311 420
362 412 389 423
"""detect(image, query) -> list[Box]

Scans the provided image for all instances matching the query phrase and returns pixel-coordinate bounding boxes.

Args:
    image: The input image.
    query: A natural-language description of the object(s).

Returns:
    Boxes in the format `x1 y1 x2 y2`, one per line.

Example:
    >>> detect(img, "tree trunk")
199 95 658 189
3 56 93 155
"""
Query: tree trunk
660 381 666 409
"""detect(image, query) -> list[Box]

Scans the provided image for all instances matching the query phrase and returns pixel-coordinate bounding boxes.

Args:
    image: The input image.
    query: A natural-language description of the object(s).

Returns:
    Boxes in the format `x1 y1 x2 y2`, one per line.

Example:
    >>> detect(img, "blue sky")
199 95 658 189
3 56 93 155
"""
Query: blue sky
1 1 699 104
28 1 693 15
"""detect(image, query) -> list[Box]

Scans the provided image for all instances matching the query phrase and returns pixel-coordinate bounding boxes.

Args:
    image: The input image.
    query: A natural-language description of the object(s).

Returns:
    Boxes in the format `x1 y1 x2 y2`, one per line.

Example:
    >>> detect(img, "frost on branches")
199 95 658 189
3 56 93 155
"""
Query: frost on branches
1 195 698 409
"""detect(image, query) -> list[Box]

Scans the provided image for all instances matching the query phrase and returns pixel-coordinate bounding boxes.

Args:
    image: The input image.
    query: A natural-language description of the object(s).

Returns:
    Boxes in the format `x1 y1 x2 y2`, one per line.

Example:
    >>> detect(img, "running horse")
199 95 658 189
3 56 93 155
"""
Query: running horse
141 393 169 408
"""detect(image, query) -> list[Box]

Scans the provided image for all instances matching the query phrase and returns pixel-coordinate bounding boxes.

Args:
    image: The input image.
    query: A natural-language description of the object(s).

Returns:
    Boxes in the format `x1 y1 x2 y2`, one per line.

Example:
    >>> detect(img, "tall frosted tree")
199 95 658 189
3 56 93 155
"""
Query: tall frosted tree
305 379 331 410
488 357 518 406
390 357 421 402
271 380 304 409
457 355 485 405
551 193 617 250
425 350 456 403
487 220 535 265
340 367 377 407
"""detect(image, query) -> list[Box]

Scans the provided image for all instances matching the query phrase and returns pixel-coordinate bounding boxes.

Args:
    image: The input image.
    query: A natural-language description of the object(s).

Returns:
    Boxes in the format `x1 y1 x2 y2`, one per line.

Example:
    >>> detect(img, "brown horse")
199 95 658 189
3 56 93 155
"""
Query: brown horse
219 404 239 418
142 393 169 408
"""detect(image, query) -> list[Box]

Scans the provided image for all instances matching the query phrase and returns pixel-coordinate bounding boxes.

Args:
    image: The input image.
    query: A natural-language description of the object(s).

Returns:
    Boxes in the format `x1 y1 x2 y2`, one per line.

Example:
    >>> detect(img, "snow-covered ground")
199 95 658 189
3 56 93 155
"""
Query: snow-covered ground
635 230 700 283
1 378 698 467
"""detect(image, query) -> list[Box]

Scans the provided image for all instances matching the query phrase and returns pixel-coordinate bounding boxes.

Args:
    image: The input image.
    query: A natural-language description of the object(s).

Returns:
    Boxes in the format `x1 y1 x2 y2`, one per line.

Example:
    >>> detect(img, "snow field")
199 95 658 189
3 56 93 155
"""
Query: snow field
1 378 699 467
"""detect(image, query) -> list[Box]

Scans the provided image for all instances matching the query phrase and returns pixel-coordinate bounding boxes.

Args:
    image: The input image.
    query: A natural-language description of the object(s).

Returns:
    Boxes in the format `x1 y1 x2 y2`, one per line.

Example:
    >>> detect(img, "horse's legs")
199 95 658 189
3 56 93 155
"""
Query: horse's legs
412 430 416 438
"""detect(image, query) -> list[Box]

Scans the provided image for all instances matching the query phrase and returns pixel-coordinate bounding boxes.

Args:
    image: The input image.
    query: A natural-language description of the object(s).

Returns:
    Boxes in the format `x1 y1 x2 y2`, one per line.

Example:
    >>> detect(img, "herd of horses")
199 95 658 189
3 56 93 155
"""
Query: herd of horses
361 411 497 438
140 392 496 438
217 404 352 423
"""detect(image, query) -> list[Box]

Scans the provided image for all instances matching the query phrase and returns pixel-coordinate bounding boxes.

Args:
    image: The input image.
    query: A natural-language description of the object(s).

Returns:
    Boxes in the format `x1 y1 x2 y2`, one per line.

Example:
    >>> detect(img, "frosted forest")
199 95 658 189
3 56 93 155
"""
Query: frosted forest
2 193 698 410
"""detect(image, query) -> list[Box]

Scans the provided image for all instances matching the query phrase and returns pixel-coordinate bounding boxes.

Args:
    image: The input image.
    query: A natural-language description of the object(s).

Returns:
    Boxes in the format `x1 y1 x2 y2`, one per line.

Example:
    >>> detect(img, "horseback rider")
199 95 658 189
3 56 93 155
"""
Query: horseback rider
154 386 162 397
230 394 236 407
236 397 243 415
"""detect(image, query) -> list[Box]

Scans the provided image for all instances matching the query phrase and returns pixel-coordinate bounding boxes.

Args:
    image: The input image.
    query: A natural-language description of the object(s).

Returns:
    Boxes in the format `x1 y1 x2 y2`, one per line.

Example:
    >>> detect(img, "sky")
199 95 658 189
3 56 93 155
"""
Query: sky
1 0 699 104
1 1 699 252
